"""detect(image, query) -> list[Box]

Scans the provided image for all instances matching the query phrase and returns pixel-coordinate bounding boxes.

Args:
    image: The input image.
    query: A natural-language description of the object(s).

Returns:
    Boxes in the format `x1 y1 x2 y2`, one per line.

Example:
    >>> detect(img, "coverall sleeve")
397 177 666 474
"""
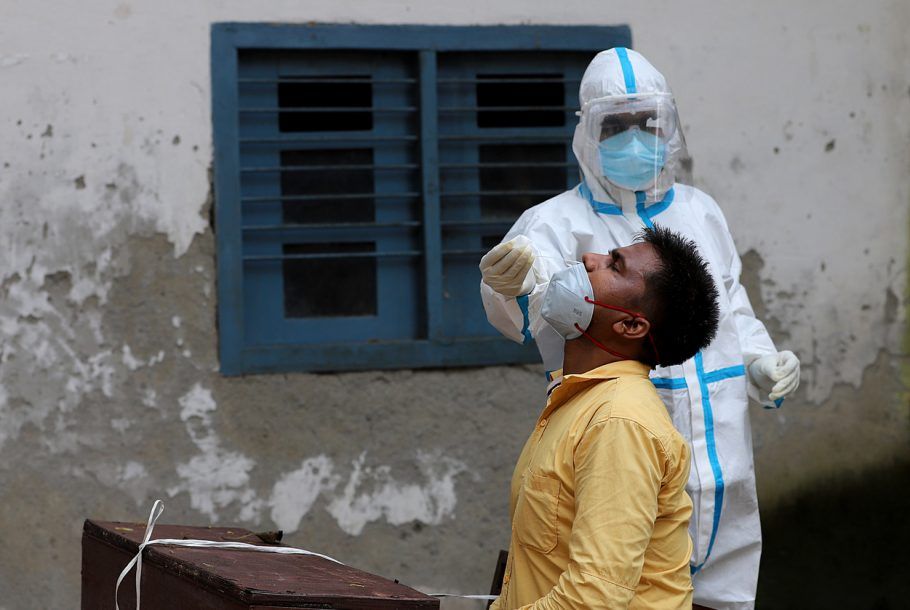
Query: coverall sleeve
518 417 666 610
703 196 780 408
479 209 577 346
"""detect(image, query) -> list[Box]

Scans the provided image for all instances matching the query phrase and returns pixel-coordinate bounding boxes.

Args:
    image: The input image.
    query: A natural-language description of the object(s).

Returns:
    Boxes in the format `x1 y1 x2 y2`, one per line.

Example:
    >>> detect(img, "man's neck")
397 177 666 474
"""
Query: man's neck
563 338 623 375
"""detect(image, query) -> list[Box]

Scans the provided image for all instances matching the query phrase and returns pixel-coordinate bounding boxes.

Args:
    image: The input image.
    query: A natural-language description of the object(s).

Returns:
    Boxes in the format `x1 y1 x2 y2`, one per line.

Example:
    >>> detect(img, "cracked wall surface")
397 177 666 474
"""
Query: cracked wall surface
1 0 909 608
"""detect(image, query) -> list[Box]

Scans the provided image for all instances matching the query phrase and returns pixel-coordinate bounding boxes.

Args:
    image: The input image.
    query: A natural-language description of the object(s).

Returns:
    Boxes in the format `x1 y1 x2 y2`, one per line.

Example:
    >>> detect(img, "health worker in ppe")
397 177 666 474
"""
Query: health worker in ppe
479 48 800 610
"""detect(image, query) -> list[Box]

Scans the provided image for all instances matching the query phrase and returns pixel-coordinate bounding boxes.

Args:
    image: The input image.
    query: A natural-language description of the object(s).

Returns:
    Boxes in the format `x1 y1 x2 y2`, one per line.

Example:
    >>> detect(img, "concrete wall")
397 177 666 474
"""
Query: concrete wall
1 0 908 607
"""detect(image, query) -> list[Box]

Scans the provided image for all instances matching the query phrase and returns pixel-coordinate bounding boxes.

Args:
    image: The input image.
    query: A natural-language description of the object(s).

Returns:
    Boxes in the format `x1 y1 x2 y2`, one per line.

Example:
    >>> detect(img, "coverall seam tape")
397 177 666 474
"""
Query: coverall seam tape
516 295 532 344
701 365 746 384
635 188 675 228
692 351 725 573
615 47 637 95
579 182 622 215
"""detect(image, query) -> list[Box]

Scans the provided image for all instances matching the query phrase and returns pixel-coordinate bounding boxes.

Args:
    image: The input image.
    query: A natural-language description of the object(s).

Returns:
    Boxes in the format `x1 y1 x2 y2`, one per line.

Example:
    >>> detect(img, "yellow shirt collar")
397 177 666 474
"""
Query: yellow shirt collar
544 360 652 417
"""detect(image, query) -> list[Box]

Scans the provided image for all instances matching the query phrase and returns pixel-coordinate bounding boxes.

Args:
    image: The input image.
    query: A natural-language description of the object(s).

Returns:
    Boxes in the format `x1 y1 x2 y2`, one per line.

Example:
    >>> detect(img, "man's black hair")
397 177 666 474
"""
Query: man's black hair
638 225 720 367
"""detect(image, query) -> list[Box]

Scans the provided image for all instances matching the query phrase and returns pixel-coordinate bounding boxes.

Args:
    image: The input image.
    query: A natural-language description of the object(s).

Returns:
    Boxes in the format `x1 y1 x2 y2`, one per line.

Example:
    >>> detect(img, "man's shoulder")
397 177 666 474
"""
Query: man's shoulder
588 375 678 441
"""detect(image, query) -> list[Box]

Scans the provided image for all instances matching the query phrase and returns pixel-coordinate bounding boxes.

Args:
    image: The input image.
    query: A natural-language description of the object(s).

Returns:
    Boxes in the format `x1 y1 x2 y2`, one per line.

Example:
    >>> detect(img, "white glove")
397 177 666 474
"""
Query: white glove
480 235 537 297
748 350 800 402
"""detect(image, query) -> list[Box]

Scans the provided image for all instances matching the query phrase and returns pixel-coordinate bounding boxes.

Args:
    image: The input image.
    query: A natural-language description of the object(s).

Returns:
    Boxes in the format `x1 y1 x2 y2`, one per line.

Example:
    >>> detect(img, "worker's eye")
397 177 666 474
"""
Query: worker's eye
600 120 626 140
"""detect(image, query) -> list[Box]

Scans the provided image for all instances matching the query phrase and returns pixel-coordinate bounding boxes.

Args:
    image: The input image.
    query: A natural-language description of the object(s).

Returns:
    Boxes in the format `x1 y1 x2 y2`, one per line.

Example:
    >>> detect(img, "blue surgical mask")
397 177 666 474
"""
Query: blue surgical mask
541 263 595 340
598 128 667 191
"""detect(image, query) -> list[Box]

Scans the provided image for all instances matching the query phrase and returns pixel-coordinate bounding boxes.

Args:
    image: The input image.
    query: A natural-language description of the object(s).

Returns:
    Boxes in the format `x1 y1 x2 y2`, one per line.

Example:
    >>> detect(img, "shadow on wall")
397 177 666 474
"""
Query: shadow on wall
757 458 910 609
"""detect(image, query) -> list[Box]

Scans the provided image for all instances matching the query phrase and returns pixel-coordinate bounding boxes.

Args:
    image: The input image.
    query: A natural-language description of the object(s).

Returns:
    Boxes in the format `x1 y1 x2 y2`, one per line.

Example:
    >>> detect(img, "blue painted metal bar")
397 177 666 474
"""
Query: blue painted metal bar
214 23 632 53
241 164 418 172
235 336 541 375
438 77 581 84
438 133 573 141
240 134 418 143
211 27 245 375
241 192 419 203
243 221 421 231
439 106 578 112
244 251 421 262
239 77 417 84
240 106 418 113
440 190 563 198
419 50 444 342
440 162 579 169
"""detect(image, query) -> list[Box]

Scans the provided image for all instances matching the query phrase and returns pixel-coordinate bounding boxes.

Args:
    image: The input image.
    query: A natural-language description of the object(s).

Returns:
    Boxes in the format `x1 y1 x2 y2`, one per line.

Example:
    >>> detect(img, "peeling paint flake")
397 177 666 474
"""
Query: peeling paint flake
326 451 468 537
171 384 259 521
269 455 339 533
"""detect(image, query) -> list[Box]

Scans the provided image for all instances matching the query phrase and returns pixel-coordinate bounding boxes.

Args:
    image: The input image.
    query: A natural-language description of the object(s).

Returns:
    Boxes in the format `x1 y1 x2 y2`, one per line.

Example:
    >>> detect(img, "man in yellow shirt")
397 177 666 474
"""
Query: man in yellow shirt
490 226 720 610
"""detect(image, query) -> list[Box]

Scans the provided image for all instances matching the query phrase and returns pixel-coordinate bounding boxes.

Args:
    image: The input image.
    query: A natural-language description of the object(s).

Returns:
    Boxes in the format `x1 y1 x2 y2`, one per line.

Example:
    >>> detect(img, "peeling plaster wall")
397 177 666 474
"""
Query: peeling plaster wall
0 1 908 607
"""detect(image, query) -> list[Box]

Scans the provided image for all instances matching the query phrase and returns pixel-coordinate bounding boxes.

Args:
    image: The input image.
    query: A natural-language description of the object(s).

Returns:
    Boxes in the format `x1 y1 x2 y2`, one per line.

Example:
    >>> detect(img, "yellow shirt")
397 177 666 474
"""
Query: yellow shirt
491 361 693 610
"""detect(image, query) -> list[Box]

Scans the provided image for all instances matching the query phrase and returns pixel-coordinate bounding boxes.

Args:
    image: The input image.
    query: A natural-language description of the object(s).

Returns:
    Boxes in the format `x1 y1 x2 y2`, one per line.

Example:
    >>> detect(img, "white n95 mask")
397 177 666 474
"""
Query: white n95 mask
541 263 595 340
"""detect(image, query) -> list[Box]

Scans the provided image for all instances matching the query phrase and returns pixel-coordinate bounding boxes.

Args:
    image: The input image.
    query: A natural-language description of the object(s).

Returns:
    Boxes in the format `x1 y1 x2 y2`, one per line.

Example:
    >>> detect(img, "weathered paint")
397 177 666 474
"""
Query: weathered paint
0 0 908 607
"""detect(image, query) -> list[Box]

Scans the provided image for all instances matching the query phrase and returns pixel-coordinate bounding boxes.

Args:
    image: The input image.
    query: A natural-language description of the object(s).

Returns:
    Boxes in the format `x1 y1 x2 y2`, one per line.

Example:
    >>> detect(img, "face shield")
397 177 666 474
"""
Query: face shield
575 93 686 194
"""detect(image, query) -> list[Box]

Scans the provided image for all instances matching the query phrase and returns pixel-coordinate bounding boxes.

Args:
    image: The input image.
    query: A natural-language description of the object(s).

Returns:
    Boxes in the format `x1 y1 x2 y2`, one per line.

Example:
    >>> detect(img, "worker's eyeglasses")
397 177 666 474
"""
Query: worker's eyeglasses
600 112 665 140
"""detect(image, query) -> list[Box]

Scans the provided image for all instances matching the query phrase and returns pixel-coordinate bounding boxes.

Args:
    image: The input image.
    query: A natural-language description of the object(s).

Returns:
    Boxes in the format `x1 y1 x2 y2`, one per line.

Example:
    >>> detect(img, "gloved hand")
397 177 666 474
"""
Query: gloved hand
480 235 537 297
748 350 800 402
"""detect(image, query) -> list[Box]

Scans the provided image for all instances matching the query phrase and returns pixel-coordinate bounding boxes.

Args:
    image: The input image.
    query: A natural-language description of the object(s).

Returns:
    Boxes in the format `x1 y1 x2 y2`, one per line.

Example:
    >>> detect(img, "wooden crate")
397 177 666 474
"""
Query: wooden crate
81 519 439 610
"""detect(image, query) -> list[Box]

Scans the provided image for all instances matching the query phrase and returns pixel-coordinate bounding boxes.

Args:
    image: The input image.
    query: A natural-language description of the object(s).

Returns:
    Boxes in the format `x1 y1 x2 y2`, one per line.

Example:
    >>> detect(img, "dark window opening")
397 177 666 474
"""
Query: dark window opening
278 75 373 132
479 143 567 244
476 73 565 128
280 149 375 224
283 242 377 317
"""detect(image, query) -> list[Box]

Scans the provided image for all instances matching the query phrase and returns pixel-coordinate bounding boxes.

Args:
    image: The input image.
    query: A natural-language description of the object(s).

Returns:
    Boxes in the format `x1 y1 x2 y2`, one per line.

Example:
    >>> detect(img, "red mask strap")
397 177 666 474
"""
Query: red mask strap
574 323 631 361
582 297 661 364
584 296 644 318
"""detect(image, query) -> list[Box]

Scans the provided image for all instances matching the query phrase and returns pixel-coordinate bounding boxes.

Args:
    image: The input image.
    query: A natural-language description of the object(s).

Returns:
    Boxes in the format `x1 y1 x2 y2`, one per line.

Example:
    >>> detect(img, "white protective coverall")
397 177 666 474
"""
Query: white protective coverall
481 48 778 609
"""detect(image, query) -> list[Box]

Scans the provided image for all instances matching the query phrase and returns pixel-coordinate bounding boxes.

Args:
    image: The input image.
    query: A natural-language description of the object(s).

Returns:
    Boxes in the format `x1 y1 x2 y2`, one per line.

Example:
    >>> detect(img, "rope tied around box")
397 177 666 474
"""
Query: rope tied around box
115 500 343 610
115 500 496 609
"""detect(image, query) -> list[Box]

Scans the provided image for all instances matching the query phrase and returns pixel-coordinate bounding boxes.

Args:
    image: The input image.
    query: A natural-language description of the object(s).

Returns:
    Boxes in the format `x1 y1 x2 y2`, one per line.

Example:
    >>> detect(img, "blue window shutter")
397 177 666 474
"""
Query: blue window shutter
211 24 632 374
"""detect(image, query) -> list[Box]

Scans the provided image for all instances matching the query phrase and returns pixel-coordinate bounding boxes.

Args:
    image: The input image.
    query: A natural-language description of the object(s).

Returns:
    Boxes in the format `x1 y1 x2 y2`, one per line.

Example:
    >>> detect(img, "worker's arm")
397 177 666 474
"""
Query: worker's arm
479 210 575 349
518 417 667 610
702 197 782 407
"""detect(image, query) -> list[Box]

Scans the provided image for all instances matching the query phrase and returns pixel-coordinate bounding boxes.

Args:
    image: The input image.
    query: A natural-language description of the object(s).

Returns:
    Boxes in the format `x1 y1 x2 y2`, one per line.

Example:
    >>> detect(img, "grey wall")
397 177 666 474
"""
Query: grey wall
1 1 908 607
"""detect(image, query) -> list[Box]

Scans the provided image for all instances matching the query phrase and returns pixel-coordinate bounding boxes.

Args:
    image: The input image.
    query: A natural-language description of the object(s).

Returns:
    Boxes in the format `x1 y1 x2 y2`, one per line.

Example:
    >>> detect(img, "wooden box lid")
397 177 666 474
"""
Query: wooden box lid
84 519 438 609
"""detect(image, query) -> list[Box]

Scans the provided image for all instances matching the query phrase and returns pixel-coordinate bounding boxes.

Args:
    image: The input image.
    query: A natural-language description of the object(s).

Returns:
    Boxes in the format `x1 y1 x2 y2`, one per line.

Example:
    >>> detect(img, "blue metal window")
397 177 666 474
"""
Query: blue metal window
212 24 631 374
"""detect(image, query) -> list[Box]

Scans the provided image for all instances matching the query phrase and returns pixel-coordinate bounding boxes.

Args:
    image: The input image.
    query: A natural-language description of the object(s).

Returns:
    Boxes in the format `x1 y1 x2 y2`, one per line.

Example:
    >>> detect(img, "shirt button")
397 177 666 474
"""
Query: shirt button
503 573 511 585
539 419 547 427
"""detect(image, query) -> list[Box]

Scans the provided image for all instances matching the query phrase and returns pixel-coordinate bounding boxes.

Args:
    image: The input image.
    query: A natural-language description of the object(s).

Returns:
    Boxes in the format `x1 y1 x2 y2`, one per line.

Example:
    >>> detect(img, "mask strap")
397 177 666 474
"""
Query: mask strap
583 296 662 364
574 323 632 361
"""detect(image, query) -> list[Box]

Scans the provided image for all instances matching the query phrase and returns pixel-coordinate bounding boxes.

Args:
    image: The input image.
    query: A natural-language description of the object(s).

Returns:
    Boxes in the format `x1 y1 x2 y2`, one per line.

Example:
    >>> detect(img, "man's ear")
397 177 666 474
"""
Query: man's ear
611 316 651 340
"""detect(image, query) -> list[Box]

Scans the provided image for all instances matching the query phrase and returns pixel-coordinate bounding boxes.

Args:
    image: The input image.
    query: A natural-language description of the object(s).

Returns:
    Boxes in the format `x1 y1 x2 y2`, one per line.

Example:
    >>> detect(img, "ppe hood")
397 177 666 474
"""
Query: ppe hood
572 48 688 205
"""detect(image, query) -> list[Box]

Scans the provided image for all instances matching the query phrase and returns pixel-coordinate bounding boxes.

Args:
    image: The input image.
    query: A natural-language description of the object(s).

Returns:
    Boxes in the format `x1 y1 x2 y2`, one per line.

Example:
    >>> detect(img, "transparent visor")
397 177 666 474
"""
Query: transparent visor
580 94 678 143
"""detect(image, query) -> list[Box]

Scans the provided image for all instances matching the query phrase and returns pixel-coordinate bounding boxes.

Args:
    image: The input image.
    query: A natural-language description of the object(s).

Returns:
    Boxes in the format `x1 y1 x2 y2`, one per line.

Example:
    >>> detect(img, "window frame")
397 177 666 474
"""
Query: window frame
212 23 632 375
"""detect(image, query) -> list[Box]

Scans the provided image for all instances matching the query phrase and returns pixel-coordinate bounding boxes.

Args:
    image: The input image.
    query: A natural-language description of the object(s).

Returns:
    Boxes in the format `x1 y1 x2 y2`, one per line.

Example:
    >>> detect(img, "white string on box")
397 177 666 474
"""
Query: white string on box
114 500 498 609
114 500 342 610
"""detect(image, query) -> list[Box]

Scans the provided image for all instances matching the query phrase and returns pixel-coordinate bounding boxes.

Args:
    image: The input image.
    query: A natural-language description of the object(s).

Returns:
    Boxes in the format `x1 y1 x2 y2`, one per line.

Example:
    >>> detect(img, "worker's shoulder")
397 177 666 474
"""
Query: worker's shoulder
672 183 723 214
589 374 676 439
514 186 590 226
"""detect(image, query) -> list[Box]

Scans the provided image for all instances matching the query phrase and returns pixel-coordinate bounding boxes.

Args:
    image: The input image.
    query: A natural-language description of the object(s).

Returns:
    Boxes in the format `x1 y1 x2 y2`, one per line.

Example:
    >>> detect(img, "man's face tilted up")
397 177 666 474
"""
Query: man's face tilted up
540 242 662 376
575 244 661 368
583 243 658 334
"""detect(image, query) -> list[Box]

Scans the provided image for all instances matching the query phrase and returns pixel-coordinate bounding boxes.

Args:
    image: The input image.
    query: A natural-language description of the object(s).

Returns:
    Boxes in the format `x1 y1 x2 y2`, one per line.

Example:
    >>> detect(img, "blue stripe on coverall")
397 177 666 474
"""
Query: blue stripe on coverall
579 182 622 215
691 351 726 574
516 295 532 345
650 359 744 573
635 188 675 228
615 47 638 94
